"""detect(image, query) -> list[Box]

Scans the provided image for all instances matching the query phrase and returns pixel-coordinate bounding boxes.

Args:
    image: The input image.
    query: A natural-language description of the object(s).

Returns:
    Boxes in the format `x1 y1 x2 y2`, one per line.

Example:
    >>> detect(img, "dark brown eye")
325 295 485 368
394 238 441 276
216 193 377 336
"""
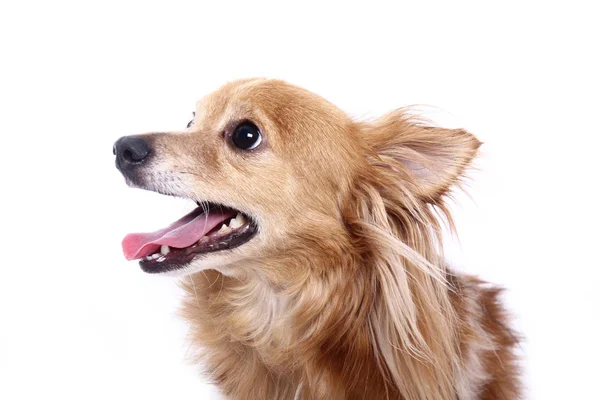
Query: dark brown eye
231 122 262 150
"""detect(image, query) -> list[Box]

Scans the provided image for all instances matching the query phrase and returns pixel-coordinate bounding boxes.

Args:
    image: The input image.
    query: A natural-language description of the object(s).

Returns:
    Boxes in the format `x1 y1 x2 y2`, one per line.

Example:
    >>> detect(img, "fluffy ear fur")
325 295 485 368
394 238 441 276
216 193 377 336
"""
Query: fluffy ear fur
360 110 481 203
336 111 482 398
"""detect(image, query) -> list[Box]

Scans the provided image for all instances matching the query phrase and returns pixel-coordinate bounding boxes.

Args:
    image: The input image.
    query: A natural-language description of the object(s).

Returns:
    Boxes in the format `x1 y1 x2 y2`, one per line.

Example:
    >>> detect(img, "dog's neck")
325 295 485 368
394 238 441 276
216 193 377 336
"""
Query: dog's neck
182 242 488 399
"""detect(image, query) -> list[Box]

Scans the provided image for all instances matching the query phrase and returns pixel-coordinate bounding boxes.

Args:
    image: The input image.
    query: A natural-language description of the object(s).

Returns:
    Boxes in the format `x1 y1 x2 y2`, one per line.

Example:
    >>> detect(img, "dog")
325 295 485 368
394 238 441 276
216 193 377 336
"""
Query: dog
114 78 520 399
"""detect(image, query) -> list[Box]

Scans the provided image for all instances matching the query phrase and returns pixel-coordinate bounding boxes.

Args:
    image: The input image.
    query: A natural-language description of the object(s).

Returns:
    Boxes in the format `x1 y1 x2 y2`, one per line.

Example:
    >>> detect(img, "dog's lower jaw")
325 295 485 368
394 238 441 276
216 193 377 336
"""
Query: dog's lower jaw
160 255 241 278
180 264 520 400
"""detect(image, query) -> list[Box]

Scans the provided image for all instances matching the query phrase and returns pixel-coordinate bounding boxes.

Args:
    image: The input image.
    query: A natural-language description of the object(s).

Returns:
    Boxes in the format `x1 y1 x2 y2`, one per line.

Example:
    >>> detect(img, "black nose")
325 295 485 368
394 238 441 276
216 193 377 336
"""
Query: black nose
113 136 151 172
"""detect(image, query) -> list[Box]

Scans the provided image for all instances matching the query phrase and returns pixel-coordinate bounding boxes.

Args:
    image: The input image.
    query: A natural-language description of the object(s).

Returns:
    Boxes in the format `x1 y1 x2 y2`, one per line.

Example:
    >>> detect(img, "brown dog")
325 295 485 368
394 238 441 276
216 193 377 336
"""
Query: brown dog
114 78 520 399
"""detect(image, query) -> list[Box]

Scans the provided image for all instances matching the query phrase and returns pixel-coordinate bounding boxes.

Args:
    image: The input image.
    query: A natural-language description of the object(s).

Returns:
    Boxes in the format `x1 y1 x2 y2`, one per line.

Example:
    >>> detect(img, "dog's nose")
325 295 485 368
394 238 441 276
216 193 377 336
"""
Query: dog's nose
113 136 151 171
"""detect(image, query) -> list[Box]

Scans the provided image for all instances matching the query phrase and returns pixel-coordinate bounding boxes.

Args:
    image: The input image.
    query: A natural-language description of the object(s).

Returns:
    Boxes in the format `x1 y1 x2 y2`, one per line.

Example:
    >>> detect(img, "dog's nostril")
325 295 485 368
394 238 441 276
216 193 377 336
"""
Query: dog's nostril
122 149 138 162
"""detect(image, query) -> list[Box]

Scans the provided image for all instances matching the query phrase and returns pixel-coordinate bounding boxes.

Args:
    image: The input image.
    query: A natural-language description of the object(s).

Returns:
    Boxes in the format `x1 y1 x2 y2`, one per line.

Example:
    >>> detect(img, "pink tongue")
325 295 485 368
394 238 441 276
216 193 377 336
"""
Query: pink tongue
122 207 235 260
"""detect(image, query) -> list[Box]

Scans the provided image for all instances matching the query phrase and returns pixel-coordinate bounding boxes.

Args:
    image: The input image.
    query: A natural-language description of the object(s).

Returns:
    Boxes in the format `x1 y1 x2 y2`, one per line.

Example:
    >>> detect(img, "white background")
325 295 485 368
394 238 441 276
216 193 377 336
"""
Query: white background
1 1 598 399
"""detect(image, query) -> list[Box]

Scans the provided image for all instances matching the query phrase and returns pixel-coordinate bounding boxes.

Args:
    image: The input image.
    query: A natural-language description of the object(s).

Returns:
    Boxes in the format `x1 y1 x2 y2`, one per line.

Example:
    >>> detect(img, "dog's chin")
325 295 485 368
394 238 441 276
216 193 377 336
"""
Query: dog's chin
151 252 246 277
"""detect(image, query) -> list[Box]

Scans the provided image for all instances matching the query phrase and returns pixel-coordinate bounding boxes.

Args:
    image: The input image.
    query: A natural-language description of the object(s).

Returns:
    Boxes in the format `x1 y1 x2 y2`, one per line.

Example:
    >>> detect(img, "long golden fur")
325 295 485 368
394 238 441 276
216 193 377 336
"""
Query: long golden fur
123 79 521 399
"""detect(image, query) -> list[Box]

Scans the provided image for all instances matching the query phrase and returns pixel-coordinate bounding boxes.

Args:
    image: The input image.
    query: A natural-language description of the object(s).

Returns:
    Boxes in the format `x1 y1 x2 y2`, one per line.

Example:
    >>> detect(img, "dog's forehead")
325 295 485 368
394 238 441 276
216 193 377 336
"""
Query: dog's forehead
193 80 273 130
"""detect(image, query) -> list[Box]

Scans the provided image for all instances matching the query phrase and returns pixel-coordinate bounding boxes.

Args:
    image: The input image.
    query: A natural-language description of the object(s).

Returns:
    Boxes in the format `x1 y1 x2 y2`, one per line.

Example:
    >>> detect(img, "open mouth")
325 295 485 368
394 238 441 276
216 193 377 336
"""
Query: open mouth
122 202 257 273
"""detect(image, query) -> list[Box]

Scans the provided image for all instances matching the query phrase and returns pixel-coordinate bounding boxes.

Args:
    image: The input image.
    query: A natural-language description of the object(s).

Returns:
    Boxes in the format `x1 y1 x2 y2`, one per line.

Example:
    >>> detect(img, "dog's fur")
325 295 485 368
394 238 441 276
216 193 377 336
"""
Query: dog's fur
131 79 520 399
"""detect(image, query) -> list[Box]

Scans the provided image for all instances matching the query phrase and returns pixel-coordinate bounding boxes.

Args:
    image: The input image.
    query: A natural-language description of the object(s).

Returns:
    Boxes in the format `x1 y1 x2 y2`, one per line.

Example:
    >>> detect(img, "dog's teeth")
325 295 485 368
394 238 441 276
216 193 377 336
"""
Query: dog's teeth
160 245 170 255
145 255 152 261
217 224 231 234
229 213 246 229
157 256 166 262
151 253 160 260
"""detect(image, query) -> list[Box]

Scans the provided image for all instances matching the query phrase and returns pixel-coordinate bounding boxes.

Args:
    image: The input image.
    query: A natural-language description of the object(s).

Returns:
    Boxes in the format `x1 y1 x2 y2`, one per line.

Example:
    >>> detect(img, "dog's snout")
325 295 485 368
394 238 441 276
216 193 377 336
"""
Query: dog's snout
113 136 151 173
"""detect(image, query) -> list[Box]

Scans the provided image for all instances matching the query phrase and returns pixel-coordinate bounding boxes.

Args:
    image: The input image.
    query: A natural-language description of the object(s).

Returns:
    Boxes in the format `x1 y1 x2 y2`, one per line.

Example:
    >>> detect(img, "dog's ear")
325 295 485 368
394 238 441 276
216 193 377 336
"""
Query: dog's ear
361 110 481 203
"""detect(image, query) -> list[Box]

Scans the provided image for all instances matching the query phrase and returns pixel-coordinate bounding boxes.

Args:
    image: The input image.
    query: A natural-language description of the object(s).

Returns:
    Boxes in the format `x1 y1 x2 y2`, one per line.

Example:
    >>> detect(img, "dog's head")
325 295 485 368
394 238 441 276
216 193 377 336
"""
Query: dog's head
114 78 479 278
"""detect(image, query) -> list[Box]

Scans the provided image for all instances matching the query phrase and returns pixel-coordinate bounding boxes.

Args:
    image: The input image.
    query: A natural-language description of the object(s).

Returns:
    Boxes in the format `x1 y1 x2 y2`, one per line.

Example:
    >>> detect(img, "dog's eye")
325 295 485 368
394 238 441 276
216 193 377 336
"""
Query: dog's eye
231 122 262 150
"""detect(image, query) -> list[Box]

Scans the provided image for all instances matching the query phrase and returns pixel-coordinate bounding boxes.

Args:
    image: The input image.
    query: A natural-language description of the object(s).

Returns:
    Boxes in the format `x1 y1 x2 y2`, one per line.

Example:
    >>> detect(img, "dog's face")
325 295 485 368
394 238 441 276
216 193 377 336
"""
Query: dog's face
115 78 479 278
115 79 362 276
